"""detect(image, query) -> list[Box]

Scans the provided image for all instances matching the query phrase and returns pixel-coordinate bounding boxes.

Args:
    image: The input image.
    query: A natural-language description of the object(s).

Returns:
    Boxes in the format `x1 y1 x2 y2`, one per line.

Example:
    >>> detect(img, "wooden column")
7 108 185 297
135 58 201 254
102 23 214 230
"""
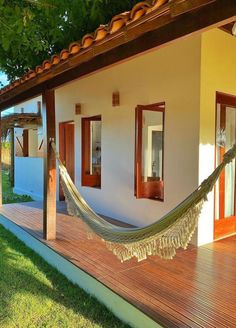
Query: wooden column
0 114 2 206
42 89 56 240
9 128 15 187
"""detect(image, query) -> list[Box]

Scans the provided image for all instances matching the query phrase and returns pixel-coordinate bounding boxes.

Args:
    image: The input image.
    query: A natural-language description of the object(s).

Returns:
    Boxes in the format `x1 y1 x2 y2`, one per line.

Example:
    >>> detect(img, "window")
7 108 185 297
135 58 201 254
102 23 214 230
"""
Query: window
15 129 29 157
81 116 101 188
135 103 165 200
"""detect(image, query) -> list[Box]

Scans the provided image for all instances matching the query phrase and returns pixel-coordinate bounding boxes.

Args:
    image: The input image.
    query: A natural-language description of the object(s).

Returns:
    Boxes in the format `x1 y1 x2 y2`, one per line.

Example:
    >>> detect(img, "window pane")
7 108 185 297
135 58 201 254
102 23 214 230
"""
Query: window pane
224 107 236 217
90 120 101 176
141 110 163 183
82 116 101 188
135 104 164 201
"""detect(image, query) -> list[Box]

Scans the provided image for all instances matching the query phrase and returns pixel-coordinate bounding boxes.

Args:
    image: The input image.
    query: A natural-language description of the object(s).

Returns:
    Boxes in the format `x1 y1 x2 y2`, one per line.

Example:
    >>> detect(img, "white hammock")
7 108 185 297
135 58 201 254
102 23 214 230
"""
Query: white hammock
51 141 236 262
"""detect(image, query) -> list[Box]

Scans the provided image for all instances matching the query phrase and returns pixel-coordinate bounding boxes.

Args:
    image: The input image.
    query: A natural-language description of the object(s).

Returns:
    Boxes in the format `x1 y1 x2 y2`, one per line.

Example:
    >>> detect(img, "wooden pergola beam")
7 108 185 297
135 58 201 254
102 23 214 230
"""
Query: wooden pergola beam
0 0 235 111
42 89 56 240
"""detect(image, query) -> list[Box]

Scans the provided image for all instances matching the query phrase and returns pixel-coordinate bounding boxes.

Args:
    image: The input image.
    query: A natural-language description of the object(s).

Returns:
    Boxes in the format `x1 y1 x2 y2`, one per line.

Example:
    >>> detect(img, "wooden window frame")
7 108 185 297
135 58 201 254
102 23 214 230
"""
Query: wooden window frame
135 103 165 201
22 129 29 157
81 115 101 188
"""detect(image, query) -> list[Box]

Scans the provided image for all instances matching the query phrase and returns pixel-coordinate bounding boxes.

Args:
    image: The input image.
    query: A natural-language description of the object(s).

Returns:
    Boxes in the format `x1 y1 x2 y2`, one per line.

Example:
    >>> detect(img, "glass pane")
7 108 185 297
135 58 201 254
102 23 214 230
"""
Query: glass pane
215 104 236 219
215 104 221 220
141 109 164 199
90 120 101 176
224 107 236 217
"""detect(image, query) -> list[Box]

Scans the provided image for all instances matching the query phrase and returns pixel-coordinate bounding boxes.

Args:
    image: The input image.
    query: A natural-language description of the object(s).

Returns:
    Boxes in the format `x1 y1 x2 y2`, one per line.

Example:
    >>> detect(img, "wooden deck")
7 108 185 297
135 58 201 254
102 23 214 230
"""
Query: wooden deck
0 201 236 328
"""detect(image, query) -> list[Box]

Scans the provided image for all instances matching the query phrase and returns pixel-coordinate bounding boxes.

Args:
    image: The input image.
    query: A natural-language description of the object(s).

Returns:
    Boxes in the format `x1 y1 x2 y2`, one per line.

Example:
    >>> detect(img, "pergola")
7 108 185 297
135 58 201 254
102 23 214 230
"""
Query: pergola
0 0 235 241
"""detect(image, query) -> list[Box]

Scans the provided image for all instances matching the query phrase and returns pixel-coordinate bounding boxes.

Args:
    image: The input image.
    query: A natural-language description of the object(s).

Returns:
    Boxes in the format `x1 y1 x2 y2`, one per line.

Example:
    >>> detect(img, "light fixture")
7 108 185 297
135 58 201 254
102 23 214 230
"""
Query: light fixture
112 91 120 107
75 103 81 115
232 22 236 36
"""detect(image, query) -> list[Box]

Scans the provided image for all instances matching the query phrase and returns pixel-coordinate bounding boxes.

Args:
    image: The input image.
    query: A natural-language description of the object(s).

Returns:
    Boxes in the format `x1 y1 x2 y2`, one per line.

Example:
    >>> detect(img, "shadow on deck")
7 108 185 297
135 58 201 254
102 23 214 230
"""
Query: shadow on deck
0 201 235 328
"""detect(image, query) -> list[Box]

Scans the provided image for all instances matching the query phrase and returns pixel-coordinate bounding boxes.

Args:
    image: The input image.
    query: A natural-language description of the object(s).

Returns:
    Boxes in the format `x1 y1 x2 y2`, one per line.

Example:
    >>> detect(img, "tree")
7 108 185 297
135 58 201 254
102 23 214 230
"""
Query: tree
0 0 141 81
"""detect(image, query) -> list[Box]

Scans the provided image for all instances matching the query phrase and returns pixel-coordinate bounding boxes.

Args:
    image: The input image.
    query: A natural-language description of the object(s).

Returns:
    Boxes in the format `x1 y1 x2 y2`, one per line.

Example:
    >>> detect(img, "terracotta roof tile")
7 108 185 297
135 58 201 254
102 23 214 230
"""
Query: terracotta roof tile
81 34 94 48
69 42 81 54
94 25 108 41
51 55 60 65
60 49 70 60
0 0 169 96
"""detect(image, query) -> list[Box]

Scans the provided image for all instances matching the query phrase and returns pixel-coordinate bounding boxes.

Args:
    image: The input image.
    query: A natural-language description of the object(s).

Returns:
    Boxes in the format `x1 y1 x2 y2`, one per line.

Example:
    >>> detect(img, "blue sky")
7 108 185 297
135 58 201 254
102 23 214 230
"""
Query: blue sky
0 71 14 115
0 71 8 86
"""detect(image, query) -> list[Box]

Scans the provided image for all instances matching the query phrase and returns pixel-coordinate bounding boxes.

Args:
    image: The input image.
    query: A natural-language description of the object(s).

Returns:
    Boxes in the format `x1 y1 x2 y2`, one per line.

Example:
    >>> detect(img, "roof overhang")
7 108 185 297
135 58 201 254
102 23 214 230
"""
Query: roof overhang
0 0 235 111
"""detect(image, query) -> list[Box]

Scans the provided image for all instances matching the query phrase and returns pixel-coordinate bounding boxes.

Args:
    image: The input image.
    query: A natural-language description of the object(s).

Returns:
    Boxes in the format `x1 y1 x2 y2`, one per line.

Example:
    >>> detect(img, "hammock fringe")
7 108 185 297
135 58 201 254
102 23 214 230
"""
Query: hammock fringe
51 141 236 262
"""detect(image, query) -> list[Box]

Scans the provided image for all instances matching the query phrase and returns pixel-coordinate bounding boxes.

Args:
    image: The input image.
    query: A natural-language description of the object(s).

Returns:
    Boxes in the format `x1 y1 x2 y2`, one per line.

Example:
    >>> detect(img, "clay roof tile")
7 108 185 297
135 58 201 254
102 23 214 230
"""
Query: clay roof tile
109 13 130 34
0 0 169 97
94 25 108 41
51 55 60 66
81 34 94 48
60 49 70 60
69 42 81 54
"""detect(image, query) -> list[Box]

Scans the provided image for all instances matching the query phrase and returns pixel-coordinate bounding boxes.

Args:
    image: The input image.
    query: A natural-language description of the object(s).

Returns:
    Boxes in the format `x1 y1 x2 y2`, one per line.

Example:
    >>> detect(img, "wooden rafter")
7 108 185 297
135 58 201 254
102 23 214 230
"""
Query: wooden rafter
220 21 236 35
1 112 42 137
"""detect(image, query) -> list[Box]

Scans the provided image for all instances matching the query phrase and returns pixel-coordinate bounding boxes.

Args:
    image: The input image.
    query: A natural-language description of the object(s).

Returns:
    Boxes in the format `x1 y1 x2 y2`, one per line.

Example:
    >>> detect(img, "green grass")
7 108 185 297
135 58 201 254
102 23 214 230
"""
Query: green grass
0 225 130 328
2 170 33 204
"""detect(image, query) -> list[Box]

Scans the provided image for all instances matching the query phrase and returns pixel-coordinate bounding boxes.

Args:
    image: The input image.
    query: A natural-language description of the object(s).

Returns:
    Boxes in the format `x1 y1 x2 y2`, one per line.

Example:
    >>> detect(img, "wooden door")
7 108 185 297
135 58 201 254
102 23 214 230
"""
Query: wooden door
59 121 75 201
214 93 236 239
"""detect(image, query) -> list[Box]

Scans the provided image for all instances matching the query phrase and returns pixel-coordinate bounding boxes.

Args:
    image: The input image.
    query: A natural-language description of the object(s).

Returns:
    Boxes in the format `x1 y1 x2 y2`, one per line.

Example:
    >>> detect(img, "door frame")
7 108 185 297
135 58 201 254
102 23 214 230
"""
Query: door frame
59 120 75 201
214 92 236 239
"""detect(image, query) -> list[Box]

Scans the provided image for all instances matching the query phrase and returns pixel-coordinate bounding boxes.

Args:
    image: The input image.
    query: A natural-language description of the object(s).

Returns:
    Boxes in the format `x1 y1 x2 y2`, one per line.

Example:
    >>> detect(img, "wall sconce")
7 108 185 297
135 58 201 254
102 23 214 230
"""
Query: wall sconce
112 91 120 107
75 103 81 115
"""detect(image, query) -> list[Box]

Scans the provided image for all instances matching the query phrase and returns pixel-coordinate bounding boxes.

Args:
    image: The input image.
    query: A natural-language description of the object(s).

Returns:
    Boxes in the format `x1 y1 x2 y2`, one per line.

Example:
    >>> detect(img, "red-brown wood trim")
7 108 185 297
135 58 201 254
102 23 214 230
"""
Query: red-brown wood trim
170 0 216 17
216 92 236 107
38 139 44 151
65 123 75 182
59 121 75 200
22 129 29 157
81 115 101 188
135 103 165 201
42 89 56 240
214 216 236 240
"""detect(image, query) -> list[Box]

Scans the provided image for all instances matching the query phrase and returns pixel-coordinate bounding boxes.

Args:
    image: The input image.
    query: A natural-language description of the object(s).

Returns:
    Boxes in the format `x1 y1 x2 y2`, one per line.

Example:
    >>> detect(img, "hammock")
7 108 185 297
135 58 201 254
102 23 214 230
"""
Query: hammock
51 141 236 262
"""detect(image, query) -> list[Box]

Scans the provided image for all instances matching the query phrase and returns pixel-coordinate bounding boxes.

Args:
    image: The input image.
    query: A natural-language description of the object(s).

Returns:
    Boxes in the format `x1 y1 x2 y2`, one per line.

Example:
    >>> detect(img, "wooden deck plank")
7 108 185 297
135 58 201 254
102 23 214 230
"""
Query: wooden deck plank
0 202 236 328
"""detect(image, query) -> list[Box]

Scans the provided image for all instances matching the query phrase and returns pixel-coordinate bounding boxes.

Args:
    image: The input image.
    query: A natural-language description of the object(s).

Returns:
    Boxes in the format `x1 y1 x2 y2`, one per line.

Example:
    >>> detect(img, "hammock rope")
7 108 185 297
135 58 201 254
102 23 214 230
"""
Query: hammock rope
51 140 236 262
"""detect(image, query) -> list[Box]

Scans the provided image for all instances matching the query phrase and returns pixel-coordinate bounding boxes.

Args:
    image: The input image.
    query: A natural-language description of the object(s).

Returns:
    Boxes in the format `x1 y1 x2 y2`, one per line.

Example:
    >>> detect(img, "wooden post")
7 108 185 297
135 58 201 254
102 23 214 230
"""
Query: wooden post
9 128 15 187
42 89 56 240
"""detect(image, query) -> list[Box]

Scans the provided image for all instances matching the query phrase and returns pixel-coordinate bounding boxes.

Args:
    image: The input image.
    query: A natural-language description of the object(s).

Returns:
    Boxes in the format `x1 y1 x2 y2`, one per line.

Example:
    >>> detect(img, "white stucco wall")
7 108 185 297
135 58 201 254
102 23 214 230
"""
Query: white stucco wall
14 157 43 200
55 34 201 227
14 95 42 114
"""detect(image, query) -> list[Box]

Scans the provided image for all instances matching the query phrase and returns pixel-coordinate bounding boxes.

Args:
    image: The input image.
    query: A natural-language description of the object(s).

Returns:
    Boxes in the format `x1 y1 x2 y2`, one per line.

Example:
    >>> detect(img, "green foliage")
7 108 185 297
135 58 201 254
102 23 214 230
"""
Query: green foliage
0 0 141 81
0 225 130 327
2 170 33 204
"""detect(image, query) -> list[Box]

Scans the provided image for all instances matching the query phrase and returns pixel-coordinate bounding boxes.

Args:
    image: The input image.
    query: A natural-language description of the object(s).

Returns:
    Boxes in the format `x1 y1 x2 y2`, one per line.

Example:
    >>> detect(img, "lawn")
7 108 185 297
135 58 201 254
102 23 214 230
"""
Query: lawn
0 171 130 327
0 225 130 328
2 170 32 204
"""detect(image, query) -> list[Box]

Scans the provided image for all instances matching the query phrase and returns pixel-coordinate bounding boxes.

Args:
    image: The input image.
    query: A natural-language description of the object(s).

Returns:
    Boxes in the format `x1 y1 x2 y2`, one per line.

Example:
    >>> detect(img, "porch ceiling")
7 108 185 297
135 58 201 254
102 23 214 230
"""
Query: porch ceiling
0 0 235 111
